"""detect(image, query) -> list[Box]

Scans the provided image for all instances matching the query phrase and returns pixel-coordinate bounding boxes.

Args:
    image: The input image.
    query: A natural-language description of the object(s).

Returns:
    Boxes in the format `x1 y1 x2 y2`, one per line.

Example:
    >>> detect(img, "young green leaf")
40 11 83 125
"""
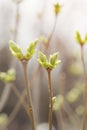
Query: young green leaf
75 31 87 46
50 53 58 66
38 52 49 68
38 52 47 63
49 53 61 69
25 39 38 60
75 31 82 44
9 40 23 60
38 52 61 69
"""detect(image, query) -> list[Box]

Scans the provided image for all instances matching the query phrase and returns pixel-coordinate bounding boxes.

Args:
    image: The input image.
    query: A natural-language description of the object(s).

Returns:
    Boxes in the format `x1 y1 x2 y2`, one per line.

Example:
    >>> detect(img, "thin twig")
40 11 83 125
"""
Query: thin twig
10 82 30 117
58 73 66 130
64 101 80 128
45 15 58 51
13 1 20 41
81 46 87 130
0 0 21 112
47 69 53 130
63 102 80 130
0 84 11 112
22 60 36 130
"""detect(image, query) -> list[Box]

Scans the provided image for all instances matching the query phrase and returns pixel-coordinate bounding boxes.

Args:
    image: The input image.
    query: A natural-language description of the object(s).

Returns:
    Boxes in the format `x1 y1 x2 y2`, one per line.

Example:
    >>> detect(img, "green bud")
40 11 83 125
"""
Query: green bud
38 52 47 63
9 40 23 60
38 52 61 69
7 69 16 82
52 96 57 105
25 39 38 60
53 95 64 111
38 52 50 69
39 36 47 44
54 3 61 15
75 31 82 43
50 53 61 68
0 69 16 83
75 31 87 46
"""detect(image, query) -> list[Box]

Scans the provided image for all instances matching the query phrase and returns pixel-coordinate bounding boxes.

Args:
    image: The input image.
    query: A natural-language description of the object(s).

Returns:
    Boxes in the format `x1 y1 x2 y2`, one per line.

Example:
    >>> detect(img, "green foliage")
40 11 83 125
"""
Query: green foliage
9 40 38 61
0 69 16 83
54 3 61 15
38 52 61 70
75 31 87 46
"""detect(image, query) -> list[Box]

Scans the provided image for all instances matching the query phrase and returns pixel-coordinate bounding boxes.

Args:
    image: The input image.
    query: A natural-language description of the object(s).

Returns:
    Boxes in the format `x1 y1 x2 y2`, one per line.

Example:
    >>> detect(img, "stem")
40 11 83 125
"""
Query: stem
58 73 65 130
47 69 53 130
81 46 87 130
22 60 36 130
44 15 58 53
14 1 20 41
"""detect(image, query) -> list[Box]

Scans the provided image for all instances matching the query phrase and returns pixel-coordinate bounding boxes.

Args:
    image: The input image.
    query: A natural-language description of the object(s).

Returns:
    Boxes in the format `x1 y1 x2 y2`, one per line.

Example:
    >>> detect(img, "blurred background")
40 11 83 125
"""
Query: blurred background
0 0 87 130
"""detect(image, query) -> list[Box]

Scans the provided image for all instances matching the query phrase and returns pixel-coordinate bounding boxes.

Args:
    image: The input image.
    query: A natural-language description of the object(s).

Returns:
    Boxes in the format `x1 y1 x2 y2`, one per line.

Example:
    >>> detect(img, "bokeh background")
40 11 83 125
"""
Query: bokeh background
0 0 87 130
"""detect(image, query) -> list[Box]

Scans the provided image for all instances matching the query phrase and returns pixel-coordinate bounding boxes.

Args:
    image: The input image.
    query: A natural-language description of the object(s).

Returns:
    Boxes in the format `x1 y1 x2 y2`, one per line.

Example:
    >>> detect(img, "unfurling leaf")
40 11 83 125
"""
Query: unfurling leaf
25 39 38 60
9 40 23 60
75 31 87 46
38 52 61 70
38 52 47 63
50 53 61 68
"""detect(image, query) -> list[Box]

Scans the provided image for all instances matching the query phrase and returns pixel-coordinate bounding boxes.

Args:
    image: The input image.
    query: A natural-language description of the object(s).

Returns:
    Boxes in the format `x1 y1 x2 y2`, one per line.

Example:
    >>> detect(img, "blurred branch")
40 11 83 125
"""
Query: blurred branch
10 83 30 117
63 101 81 130
45 15 58 51
0 84 11 112
81 46 87 130
1 89 26 130
0 0 21 112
